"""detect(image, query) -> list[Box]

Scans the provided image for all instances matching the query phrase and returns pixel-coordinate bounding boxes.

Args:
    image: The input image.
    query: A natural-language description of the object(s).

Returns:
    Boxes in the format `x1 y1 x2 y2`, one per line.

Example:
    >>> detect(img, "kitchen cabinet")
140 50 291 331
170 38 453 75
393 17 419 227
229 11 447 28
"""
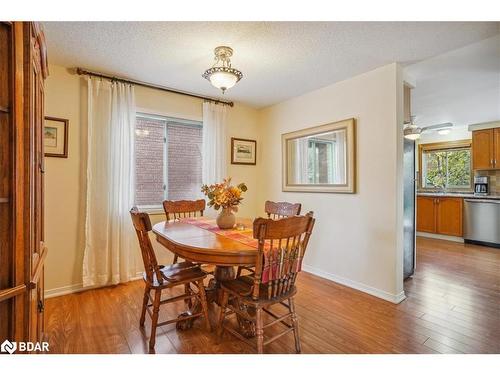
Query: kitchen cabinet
436 198 463 237
417 196 463 237
416 197 436 232
472 128 499 170
494 128 500 169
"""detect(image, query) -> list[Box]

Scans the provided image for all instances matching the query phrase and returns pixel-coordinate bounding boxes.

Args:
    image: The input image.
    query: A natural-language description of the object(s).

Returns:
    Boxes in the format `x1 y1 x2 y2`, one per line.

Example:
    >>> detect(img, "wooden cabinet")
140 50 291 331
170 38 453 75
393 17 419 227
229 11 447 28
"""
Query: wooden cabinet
494 128 500 169
0 22 48 348
436 198 463 237
472 128 499 170
416 196 436 233
417 196 463 237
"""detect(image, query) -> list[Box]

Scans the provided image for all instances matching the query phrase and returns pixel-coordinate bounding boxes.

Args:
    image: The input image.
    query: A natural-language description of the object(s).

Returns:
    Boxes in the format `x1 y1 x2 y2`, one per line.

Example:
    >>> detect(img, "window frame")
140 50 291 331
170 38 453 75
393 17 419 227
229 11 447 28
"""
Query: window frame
135 112 203 212
418 139 473 192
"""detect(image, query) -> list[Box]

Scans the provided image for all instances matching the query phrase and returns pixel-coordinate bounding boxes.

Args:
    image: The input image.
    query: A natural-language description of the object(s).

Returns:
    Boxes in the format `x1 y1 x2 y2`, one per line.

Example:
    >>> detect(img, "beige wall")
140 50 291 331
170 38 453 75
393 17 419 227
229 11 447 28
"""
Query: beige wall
257 63 405 302
44 66 86 295
45 62 405 303
44 64 260 296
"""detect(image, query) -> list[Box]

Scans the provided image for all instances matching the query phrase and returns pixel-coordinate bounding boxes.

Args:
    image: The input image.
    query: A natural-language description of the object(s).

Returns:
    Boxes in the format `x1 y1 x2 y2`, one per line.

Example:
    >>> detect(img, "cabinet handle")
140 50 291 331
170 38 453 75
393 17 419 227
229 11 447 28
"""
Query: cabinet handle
491 159 494 167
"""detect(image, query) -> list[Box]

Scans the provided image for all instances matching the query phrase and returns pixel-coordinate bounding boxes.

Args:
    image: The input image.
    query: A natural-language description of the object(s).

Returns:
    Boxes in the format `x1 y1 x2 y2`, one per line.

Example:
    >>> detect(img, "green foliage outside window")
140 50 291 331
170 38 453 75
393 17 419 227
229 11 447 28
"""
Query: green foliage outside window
423 148 471 189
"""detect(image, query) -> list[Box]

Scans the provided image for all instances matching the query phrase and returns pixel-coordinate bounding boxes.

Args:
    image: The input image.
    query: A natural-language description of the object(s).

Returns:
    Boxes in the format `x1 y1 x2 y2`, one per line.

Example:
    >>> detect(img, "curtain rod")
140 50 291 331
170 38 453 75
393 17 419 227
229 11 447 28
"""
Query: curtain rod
75 68 234 107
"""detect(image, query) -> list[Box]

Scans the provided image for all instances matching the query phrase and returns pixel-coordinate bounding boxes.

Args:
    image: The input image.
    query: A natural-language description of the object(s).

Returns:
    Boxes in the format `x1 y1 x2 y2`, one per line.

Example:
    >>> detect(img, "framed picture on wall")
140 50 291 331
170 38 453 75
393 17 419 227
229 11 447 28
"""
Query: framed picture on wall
231 137 257 165
44 116 69 158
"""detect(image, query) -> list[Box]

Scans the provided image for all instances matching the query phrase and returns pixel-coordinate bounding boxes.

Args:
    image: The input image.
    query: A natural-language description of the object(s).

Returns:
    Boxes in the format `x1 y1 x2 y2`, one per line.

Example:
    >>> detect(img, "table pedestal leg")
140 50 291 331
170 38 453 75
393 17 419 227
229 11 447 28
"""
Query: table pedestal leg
176 265 256 337
214 266 256 338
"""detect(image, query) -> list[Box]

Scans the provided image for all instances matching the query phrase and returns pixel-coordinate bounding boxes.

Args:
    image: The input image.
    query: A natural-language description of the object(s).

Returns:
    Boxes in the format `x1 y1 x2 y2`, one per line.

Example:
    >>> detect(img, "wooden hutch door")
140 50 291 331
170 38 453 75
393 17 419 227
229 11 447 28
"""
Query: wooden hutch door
0 21 48 350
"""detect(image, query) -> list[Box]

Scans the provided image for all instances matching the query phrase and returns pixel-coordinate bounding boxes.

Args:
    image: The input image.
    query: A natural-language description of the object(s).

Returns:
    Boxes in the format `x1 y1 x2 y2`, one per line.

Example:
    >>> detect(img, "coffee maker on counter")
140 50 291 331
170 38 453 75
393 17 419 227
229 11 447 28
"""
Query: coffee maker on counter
474 176 489 196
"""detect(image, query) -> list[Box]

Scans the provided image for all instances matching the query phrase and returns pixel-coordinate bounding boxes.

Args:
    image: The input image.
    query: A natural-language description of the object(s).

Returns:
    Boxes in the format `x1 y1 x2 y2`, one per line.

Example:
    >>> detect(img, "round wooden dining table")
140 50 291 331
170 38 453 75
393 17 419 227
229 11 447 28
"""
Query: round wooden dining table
152 217 258 335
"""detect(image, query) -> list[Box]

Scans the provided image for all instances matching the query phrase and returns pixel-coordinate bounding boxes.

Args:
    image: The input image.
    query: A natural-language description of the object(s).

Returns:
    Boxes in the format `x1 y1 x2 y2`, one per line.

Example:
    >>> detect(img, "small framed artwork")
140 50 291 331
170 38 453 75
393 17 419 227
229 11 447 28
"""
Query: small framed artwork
44 117 69 158
231 137 257 165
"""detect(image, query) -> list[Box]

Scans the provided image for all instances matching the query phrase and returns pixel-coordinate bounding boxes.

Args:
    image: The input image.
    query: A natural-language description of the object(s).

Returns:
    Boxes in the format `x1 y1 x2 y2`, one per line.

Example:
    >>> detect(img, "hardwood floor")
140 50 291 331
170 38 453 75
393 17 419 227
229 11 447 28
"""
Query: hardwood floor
44 237 500 354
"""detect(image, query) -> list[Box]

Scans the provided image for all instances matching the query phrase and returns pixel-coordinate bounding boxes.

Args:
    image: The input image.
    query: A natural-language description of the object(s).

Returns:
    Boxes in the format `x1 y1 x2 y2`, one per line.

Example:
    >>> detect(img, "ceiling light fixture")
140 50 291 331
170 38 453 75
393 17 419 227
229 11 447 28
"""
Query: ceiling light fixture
403 116 422 140
203 46 243 94
437 128 451 135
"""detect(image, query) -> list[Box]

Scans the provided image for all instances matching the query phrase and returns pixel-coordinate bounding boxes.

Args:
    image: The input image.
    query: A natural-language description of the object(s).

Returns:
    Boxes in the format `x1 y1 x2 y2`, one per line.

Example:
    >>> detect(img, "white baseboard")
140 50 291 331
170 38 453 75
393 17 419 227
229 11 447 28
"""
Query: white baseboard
302 264 406 304
44 283 92 299
47 267 407 305
45 272 144 299
416 232 464 243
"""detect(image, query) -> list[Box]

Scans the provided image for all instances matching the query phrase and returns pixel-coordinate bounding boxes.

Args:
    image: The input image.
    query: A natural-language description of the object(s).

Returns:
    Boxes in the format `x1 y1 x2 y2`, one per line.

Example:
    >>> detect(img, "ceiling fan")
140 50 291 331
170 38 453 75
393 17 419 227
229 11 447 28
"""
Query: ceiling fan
403 116 453 140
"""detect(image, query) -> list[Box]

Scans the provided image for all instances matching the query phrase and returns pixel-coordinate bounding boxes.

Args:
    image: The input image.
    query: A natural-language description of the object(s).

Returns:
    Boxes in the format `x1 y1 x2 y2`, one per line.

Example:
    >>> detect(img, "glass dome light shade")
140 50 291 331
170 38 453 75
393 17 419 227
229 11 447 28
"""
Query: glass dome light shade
209 71 238 91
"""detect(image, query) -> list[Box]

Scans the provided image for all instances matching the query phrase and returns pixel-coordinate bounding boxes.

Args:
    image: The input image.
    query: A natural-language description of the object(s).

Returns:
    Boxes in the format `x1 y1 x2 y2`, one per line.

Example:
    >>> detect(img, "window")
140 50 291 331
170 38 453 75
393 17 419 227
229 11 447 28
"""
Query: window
135 114 203 207
419 140 472 190
307 139 335 184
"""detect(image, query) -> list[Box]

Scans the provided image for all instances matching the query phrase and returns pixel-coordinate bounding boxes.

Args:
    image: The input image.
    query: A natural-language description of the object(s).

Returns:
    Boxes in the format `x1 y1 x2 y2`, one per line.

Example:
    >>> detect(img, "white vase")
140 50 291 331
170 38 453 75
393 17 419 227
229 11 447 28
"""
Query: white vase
216 207 236 229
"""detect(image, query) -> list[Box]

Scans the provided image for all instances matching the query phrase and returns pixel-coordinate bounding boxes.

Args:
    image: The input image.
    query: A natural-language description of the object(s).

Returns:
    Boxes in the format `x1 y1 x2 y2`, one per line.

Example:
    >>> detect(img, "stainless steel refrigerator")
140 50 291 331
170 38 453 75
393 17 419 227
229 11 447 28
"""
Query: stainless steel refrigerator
403 138 416 279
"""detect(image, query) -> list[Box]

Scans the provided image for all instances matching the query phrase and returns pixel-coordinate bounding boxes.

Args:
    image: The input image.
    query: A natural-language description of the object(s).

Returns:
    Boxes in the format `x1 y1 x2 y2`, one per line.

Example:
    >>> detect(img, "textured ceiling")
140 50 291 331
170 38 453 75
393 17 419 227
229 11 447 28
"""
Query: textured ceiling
43 22 500 108
405 34 500 131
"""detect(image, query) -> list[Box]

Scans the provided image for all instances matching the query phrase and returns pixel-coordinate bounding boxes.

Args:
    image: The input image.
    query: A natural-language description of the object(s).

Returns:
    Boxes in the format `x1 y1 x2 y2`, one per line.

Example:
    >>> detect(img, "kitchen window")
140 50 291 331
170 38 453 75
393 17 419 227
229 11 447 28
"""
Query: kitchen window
419 140 472 191
135 113 203 208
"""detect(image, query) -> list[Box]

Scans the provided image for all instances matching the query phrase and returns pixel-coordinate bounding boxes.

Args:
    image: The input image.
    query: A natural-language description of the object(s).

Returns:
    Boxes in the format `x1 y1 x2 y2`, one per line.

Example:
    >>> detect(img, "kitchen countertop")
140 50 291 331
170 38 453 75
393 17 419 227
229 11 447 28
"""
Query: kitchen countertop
417 192 500 200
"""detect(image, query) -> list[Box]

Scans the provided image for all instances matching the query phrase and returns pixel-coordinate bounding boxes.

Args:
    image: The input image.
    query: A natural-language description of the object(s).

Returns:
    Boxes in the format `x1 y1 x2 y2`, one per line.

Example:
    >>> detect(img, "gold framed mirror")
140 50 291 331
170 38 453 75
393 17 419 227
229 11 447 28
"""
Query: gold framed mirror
282 118 356 193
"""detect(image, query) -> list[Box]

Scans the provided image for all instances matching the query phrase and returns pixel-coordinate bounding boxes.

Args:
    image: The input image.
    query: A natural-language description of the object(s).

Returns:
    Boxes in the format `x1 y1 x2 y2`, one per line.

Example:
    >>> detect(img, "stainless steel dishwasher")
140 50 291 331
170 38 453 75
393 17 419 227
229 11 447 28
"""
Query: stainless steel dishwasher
464 199 500 248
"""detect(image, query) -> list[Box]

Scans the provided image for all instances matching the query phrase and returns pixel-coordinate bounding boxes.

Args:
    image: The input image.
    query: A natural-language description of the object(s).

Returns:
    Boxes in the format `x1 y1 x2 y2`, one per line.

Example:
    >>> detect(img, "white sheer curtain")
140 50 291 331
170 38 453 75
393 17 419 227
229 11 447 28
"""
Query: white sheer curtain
82 77 137 287
294 138 310 184
202 101 227 184
334 130 346 184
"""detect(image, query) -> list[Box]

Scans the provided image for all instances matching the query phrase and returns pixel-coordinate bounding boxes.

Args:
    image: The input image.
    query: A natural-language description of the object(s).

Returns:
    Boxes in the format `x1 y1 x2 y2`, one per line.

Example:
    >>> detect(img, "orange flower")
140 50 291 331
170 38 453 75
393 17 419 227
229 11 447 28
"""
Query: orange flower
201 178 247 210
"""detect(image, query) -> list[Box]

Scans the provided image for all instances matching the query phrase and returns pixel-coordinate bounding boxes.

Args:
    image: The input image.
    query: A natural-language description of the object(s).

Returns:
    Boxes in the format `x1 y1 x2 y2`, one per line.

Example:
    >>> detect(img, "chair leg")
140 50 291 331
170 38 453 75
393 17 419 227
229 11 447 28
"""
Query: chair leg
196 280 211 331
184 284 193 309
149 289 161 353
289 297 301 354
173 254 178 264
216 290 229 342
139 285 150 327
236 266 242 277
256 307 264 354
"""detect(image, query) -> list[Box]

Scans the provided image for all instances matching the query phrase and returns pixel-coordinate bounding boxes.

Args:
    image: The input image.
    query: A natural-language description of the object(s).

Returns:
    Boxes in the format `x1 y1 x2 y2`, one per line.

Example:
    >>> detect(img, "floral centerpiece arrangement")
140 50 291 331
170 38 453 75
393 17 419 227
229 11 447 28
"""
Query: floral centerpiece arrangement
201 178 247 229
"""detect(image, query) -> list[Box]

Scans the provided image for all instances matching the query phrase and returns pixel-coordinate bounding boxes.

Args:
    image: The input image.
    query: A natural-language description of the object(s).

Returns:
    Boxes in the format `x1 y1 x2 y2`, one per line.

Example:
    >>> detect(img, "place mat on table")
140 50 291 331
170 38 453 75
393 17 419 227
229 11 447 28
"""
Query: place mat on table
181 217 260 249
181 217 303 284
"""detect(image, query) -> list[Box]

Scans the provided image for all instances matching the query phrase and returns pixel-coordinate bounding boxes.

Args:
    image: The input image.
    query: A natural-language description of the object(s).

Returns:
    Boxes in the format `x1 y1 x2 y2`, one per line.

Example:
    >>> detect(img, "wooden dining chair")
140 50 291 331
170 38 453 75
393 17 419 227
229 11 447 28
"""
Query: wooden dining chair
217 212 315 354
162 199 206 263
130 207 211 353
236 200 303 278
265 200 302 219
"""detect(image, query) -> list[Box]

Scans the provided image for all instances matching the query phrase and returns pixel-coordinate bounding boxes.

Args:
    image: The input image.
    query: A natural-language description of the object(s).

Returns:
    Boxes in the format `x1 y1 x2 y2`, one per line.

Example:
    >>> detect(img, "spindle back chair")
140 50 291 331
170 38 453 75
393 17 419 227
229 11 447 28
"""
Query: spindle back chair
162 199 206 263
163 199 206 220
130 207 210 353
131 207 163 285
237 200 303 278
264 200 302 219
217 212 315 354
